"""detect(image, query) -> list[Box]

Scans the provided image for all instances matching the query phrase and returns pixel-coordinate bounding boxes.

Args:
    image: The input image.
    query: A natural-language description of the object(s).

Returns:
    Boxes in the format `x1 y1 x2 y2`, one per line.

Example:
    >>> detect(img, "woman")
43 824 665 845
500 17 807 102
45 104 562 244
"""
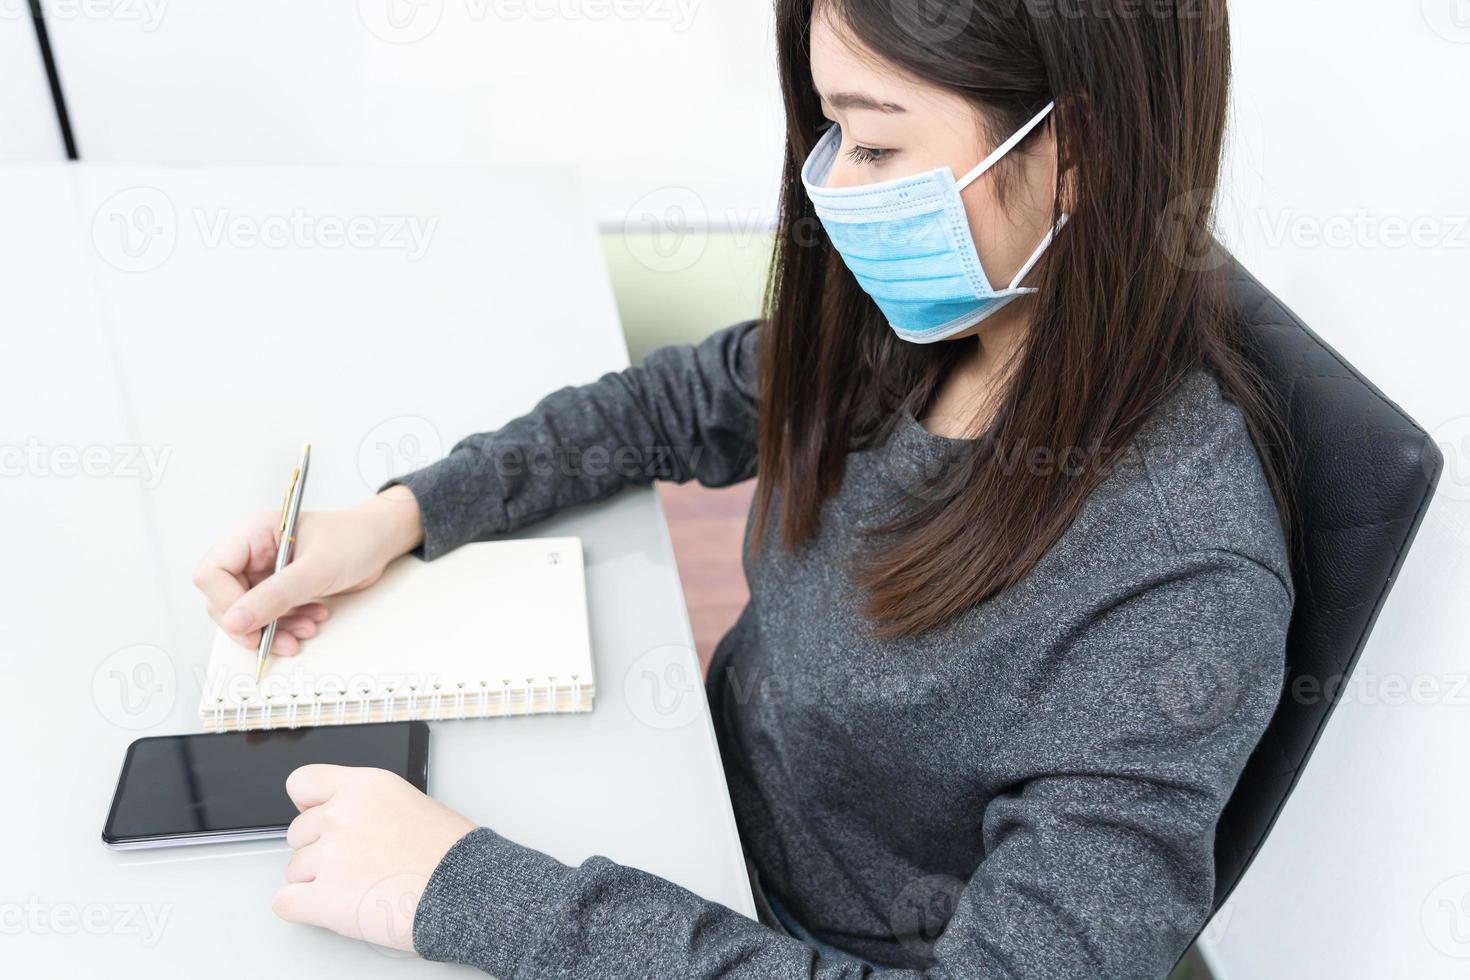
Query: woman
193 0 1293 976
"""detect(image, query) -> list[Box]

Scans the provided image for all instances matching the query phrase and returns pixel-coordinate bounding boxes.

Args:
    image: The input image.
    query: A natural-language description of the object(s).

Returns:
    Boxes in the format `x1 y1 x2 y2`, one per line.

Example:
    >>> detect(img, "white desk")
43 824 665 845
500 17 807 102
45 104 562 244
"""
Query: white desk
0 164 754 974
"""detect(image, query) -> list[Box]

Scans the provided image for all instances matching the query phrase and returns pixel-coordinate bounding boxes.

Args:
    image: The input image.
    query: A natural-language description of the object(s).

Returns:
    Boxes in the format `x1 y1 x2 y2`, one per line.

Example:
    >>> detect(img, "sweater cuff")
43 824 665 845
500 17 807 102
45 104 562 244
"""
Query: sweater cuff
379 451 507 562
413 827 574 977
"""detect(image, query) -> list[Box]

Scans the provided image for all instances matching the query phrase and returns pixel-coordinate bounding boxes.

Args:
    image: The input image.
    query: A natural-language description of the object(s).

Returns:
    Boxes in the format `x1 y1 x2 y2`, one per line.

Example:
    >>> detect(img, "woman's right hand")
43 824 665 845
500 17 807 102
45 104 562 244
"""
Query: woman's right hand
192 485 425 657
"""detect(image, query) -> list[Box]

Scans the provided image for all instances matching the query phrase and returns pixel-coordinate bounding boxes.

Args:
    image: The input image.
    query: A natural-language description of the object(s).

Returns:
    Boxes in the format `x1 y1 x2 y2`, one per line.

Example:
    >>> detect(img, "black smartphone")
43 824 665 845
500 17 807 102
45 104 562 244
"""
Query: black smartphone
102 721 430 849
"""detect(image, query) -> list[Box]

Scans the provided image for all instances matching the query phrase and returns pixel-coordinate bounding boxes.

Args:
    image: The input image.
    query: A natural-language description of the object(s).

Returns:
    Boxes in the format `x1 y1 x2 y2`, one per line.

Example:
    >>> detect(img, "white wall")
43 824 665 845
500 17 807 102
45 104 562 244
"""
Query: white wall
1203 2 1470 978
21 0 785 226
4 1 1469 974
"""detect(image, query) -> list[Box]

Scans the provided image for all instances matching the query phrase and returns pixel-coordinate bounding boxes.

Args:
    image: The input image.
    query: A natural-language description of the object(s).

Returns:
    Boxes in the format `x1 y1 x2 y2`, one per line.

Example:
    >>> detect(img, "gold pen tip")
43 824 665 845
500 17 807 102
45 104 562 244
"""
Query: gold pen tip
255 660 266 683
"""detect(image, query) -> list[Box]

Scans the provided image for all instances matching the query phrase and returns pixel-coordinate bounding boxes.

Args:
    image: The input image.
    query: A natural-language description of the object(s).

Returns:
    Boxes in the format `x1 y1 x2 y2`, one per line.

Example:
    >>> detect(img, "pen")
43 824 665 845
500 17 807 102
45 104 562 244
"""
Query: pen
255 443 311 683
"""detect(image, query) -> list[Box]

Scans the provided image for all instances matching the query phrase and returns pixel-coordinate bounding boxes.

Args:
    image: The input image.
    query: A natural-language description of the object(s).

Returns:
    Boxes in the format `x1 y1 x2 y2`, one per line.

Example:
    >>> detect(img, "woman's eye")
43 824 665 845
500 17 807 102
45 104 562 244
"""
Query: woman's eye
844 144 890 165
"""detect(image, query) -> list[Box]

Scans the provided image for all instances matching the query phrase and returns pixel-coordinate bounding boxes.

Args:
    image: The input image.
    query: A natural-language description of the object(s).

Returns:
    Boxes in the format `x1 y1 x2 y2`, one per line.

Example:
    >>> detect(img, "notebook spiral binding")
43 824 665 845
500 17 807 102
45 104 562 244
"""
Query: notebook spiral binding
203 674 590 733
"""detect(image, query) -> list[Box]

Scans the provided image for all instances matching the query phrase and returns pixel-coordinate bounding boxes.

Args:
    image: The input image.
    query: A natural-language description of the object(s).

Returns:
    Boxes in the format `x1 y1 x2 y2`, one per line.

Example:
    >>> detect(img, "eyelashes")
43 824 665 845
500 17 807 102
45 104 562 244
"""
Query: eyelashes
819 120 892 166
845 144 888 165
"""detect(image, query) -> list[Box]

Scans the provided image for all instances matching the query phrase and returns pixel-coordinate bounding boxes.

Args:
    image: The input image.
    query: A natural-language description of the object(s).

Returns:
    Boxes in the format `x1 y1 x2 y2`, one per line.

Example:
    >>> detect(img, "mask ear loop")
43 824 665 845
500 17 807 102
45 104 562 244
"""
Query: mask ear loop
952 100 1064 293
1008 212 1070 291
955 101 1056 191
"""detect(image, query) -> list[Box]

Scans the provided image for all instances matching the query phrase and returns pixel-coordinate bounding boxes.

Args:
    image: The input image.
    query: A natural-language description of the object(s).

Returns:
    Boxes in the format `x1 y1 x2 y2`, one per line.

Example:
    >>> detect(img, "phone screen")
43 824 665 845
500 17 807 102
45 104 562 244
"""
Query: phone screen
102 722 430 847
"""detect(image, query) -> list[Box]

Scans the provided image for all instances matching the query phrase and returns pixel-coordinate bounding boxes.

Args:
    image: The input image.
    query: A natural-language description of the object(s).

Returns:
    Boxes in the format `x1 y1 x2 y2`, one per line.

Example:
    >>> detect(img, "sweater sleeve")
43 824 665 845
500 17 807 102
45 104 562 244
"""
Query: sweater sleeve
383 319 760 560
409 548 1291 979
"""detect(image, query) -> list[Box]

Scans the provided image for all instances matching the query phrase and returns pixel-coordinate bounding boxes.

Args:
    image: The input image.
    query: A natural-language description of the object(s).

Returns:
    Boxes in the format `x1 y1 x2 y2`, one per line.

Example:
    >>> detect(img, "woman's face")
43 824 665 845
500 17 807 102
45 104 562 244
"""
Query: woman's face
809 11 1057 322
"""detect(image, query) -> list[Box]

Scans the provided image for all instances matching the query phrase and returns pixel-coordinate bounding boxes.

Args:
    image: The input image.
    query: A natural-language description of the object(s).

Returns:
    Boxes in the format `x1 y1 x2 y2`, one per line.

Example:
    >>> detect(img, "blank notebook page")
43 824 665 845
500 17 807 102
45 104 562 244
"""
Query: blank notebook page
197 537 594 732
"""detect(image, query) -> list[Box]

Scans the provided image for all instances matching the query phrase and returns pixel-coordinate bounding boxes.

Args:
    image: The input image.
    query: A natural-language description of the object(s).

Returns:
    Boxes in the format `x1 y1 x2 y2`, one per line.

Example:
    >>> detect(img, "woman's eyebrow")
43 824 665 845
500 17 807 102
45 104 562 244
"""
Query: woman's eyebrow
823 91 907 113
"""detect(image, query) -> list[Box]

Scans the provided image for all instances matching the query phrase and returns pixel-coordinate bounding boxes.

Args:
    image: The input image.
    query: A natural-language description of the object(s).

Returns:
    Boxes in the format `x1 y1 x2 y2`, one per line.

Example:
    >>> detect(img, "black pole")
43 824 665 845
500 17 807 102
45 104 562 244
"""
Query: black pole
29 0 78 160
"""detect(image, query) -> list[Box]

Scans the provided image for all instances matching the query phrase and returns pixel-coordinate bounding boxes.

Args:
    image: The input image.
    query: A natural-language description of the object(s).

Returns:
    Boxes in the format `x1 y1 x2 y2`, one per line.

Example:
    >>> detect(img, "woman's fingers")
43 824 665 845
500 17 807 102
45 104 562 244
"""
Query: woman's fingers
207 599 328 625
283 843 319 884
221 561 325 637
267 630 301 657
205 603 329 654
193 544 253 626
196 510 289 640
295 602 331 622
193 501 410 661
277 614 320 642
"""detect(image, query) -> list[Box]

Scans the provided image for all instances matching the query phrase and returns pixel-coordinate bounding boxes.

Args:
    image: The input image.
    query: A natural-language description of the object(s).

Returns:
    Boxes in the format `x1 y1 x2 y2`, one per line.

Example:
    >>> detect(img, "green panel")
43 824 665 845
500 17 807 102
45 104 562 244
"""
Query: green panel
602 229 775 362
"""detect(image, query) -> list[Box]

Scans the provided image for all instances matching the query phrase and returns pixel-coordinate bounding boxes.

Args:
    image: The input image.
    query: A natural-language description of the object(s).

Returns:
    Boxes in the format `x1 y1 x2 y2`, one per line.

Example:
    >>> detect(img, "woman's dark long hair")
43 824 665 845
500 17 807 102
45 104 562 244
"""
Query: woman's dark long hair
751 0 1291 637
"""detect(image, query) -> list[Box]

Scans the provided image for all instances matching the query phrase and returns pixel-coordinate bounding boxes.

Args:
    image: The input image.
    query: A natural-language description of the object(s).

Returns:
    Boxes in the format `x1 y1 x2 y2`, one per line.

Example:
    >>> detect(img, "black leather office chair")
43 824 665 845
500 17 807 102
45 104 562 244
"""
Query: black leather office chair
1203 258 1442 919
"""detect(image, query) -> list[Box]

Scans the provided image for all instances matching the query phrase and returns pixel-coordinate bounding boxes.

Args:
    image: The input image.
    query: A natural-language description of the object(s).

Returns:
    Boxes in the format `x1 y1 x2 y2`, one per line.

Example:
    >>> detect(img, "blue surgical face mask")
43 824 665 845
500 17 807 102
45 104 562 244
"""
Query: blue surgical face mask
801 101 1067 344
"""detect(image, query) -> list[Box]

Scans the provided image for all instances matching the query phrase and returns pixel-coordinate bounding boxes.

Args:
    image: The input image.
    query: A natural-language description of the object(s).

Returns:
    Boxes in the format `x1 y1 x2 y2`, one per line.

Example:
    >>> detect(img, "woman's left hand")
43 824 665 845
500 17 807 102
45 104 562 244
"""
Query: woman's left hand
272 764 476 952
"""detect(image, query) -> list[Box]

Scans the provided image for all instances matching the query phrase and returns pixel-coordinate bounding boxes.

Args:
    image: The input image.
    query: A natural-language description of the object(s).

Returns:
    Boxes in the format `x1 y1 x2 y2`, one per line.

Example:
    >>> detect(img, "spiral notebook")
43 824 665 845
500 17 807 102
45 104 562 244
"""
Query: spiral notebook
197 537 595 732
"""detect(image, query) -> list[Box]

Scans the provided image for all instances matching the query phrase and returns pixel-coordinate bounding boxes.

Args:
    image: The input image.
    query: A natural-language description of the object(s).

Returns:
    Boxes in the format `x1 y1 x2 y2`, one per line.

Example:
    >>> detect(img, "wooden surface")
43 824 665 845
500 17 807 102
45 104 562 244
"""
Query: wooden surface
657 480 757 672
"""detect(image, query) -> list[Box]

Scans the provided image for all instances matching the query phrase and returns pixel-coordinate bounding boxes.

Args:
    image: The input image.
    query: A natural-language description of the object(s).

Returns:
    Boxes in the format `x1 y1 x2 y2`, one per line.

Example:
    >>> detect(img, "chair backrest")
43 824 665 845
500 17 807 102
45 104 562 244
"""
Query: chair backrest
1208 258 1442 912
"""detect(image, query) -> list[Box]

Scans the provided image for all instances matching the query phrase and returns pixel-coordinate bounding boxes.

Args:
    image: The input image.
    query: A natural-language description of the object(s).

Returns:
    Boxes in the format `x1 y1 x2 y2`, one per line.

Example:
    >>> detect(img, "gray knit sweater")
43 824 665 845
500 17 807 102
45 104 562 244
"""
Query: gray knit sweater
392 319 1293 979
